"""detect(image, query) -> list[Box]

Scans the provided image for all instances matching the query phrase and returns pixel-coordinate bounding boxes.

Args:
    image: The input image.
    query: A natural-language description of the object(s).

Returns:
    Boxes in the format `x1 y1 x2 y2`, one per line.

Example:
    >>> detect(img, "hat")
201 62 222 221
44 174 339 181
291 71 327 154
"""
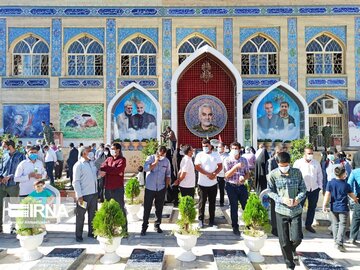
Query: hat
34 180 45 186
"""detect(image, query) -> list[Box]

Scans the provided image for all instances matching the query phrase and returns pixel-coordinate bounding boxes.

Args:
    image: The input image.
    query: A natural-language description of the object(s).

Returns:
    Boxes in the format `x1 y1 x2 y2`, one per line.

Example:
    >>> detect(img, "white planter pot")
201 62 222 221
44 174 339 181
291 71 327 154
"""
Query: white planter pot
174 233 198 262
243 233 267 263
97 236 122 264
17 231 46 261
127 204 141 222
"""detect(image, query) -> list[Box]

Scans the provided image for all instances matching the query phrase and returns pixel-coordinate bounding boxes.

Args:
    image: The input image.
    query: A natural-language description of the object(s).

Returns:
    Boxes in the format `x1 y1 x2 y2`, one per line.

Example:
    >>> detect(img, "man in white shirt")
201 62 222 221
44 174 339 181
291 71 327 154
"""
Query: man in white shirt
217 142 229 207
195 139 222 228
293 146 323 233
43 145 57 185
15 146 47 197
174 145 195 198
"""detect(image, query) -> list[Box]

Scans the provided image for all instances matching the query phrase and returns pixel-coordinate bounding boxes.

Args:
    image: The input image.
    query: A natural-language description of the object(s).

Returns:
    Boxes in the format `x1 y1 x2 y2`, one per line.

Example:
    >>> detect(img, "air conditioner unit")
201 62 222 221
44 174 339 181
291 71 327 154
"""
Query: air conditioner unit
322 99 339 114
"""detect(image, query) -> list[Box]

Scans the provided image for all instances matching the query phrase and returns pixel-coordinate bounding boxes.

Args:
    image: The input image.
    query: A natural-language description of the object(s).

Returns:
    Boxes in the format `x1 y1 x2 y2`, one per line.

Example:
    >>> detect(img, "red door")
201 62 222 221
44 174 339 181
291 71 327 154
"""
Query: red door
177 54 236 148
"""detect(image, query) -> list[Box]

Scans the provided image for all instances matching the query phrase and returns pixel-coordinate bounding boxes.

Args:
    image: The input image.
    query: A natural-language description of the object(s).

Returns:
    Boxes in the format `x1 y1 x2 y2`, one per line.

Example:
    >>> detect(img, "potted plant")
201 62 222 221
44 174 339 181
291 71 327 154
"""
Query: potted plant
263 138 272 149
53 181 66 197
283 140 293 149
242 193 270 263
257 138 265 148
113 138 122 143
93 199 127 264
274 139 283 147
125 177 142 222
16 197 46 261
131 139 140 150
174 195 201 262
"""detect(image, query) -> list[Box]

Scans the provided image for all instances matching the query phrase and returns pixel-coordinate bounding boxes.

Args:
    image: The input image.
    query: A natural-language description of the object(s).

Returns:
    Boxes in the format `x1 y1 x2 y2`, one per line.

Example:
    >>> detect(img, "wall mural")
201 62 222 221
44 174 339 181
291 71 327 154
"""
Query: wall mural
113 89 157 141
257 88 300 141
60 104 104 138
184 95 227 138
348 101 360 146
3 104 50 138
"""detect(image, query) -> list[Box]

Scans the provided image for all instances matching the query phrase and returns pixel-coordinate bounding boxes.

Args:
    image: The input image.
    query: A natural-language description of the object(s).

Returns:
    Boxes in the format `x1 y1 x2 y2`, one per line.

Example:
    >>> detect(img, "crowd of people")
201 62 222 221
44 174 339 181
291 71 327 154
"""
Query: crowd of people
1 124 360 270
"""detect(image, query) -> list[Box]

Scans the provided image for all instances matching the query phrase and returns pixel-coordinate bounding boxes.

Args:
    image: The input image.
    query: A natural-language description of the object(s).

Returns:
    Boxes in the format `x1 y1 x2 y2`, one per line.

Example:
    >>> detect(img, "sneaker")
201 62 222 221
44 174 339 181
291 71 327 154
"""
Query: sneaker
336 245 346 252
305 226 316 233
154 226 163 233
10 226 16 234
140 229 146 236
233 227 240 236
198 220 204 229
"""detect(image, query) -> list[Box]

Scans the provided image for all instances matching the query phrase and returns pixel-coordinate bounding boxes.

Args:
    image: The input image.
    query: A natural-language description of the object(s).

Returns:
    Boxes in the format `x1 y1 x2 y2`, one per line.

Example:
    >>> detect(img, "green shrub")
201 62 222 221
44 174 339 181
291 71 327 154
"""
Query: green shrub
274 139 283 143
141 138 149 142
132 139 140 142
92 199 126 240
16 197 45 236
123 138 131 142
176 195 200 236
242 193 269 237
290 138 312 165
141 138 165 162
125 177 141 204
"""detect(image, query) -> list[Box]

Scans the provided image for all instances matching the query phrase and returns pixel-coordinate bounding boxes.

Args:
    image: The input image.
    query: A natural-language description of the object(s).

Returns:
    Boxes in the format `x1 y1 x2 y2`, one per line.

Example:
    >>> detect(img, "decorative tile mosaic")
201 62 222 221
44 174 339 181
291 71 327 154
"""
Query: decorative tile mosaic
51 18 62 76
2 78 50 88
243 90 263 104
243 78 280 89
306 77 347 87
118 28 158 46
305 26 346 45
223 18 233 62
59 78 103 88
162 19 172 119
148 90 159 100
8 27 50 46
306 89 347 103
240 27 280 46
176 28 216 46
106 19 116 105
64 27 104 46
288 18 298 90
356 18 360 100
118 78 158 88
0 19 6 76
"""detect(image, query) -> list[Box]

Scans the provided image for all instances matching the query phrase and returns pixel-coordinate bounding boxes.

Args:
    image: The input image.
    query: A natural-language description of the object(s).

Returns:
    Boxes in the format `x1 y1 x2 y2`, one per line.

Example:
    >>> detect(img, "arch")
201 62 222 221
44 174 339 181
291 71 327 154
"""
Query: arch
64 33 104 52
240 33 279 51
171 45 243 143
309 94 344 114
9 33 49 52
305 31 345 50
106 82 162 143
243 96 258 117
177 32 215 50
250 81 309 147
118 33 157 52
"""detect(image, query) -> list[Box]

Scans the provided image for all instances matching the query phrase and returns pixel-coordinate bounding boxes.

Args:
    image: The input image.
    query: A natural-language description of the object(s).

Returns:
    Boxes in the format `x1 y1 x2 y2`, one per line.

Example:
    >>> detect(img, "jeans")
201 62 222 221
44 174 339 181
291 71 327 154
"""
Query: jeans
217 177 225 205
179 187 195 198
198 184 217 223
350 203 360 241
331 211 348 246
142 188 166 230
276 213 303 269
45 161 55 185
225 183 248 228
301 188 320 227
75 193 97 238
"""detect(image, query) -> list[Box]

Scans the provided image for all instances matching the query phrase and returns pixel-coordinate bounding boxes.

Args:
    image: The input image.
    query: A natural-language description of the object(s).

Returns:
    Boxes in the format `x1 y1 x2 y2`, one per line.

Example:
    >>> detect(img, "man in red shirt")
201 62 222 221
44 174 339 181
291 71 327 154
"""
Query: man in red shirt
100 143 127 227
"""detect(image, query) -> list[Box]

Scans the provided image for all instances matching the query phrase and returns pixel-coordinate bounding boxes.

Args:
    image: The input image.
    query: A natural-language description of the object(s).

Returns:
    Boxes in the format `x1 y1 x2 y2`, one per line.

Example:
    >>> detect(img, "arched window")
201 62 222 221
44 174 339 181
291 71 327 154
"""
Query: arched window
309 95 343 114
13 36 49 76
67 36 104 76
241 35 277 75
178 36 212 65
306 34 343 74
120 37 157 76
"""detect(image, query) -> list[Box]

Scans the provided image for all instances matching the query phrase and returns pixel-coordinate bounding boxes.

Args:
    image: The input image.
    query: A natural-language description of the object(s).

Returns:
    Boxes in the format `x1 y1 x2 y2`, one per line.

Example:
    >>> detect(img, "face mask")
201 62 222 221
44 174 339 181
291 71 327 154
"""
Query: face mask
203 147 209 153
328 155 335 161
230 150 239 156
2 149 9 154
306 154 313 161
29 153 38 161
88 152 95 160
110 150 116 156
104 151 109 156
159 156 165 160
225 148 230 153
179 150 184 155
217 148 223 153
279 166 290 174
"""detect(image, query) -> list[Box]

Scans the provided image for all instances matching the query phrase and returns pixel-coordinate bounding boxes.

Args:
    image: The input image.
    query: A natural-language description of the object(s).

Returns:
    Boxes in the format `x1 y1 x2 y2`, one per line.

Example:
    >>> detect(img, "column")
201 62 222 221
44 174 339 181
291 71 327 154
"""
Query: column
288 18 298 90
162 19 172 119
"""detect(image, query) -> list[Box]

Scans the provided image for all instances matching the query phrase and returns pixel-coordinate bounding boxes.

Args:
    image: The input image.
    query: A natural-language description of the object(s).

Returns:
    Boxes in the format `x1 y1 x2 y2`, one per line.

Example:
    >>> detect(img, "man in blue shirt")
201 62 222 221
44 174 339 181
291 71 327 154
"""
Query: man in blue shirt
0 140 25 233
141 146 171 236
347 168 360 244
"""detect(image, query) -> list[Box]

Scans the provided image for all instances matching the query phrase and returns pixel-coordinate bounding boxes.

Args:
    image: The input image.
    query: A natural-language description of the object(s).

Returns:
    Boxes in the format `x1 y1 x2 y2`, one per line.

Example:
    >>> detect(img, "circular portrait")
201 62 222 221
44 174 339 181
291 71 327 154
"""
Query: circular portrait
184 95 227 138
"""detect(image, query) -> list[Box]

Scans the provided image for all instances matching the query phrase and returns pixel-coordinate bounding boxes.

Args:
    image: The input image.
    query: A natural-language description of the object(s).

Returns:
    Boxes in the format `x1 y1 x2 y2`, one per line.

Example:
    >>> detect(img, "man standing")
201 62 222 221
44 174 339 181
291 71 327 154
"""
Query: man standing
322 122 332 151
224 142 249 235
162 126 177 152
258 101 284 133
347 168 360 244
268 152 307 270
0 140 25 233
55 145 64 180
131 100 157 130
192 104 219 134
217 142 229 207
293 146 323 233
73 146 98 242
309 122 319 151
99 143 127 223
141 146 171 236
67 143 78 183
95 143 105 159
43 145 57 185
174 145 195 198
195 139 223 228
39 121 54 145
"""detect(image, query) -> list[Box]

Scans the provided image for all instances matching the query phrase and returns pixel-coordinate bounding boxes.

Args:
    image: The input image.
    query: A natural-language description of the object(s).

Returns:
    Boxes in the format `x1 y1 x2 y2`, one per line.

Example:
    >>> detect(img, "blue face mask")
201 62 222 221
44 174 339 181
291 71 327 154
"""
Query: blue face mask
2 149 9 155
29 153 38 161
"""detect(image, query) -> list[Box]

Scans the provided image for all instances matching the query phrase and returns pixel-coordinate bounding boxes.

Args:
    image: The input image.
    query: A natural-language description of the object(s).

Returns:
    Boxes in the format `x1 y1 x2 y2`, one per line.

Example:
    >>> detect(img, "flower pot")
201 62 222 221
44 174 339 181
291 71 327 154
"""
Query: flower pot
174 233 198 262
132 142 140 150
126 204 141 222
140 141 148 148
17 231 46 261
243 233 267 263
122 142 131 151
97 236 122 264
264 142 272 149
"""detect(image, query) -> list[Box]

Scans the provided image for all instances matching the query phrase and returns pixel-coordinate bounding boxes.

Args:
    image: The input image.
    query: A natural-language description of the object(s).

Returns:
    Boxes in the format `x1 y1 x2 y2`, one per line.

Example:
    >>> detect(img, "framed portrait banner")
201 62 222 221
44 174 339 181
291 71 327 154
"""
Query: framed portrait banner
348 101 360 146
184 95 227 138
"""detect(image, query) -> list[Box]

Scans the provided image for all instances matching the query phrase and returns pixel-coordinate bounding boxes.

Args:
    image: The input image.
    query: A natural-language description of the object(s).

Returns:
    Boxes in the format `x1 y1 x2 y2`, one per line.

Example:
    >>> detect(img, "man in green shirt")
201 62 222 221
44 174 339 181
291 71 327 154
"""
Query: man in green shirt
309 122 318 151
321 122 332 151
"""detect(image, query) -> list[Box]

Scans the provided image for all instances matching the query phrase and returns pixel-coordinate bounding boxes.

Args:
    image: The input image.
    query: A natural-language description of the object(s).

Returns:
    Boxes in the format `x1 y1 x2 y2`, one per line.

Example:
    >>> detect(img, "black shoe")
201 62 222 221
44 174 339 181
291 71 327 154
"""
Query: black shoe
233 227 240 236
154 226 163 233
88 233 95 238
75 236 83 242
271 229 278 237
208 221 214 227
140 229 146 236
305 226 316 233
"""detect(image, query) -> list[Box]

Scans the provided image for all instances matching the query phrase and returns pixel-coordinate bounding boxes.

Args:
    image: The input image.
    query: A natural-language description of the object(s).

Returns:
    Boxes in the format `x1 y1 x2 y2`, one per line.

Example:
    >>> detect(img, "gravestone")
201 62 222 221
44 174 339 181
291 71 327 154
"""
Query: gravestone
125 248 165 270
213 249 254 270
31 248 86 270
298 251 346 270
149 205 173 223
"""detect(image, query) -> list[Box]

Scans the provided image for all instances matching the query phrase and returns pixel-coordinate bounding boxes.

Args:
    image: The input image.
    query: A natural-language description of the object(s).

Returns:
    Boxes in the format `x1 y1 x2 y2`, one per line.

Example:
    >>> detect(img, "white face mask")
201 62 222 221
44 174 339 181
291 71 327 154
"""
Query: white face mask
87 152 95 160
104 151 109 156
179 150 184 155
203 147 209 153
159 156 165 160
225 148 230 153
279 166 290 174
328 155 335 161
230 149 239 156
110 149 116 156
306 154 313 161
